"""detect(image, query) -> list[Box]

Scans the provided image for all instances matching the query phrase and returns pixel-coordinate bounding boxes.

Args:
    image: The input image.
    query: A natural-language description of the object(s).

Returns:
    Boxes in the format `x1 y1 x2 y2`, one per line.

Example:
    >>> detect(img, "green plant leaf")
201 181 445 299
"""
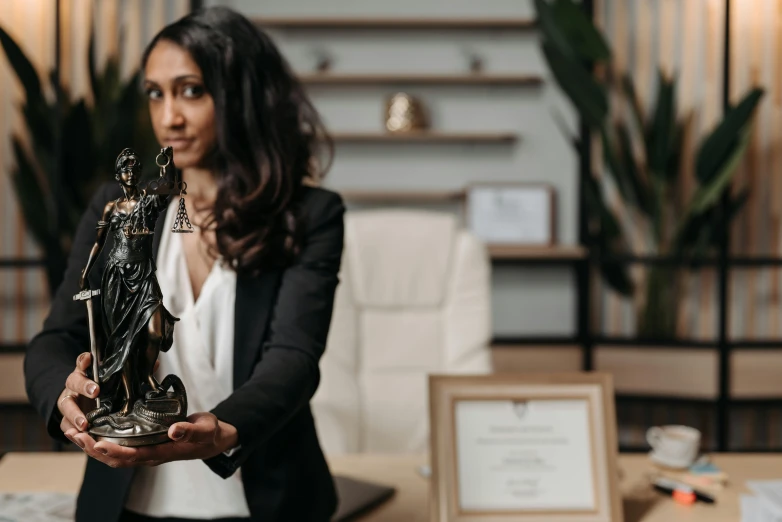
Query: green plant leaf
696 87 764 184
672 207 712 258
62 100 95 209
584 174 621 239
621 74 646 136
88 26 100 101
100 57 121 103
615 121 653 216
0 25 44 106
534 0 578 60
665 120 685 183
584 175 635 296
601 127 635 206
675 188 749 260
726 187 750 223
701 188 749 253
551 0 611 62
21 99 55 156
10 136 51 245
689 123 753 214
600 259 635 296
646 70 677 179
551 109 581 150
542 40 608 128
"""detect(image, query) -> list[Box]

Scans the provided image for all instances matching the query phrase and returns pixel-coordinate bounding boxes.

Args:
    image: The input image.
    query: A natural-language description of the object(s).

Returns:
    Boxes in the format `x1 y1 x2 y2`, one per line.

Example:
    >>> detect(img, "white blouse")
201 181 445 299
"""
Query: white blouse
124 198 251 518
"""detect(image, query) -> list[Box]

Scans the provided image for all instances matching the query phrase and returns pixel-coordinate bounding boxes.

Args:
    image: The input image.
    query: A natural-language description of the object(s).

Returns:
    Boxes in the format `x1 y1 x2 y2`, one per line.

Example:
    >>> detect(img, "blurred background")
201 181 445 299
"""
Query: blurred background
0 0 780 456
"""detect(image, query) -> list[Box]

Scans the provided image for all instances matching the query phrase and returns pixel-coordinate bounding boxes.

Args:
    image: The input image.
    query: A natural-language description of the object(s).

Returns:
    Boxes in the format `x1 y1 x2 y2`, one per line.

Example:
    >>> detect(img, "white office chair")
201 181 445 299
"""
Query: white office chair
312 209 492 454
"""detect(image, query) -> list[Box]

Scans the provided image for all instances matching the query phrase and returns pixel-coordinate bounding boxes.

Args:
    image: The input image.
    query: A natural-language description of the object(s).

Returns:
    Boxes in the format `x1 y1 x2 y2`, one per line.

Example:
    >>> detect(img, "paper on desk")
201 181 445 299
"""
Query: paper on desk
0 492 75 522
744 481 782 522
742 494 779 522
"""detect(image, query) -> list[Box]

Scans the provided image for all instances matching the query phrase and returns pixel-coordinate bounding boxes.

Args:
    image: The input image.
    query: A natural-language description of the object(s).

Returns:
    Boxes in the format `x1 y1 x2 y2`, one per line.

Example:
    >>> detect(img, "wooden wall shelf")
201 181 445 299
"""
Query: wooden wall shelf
331 131 517 143
300 74 543 86
487 245 587 260
255 17 536 30
340 190 465 203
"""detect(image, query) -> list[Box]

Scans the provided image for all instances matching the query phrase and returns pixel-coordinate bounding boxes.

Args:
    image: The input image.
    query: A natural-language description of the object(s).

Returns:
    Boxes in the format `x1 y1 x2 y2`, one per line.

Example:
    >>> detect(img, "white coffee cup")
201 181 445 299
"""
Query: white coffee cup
646 425 701 468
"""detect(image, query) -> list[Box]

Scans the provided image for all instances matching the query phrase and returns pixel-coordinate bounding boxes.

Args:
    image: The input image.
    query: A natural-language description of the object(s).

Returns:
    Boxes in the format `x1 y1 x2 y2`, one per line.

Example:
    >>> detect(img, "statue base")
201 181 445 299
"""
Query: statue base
87 374 188 447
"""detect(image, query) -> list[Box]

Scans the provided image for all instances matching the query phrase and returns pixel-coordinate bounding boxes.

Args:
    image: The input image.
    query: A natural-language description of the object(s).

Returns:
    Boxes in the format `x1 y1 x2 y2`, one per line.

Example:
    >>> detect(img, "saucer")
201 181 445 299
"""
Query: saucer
648 451 693 470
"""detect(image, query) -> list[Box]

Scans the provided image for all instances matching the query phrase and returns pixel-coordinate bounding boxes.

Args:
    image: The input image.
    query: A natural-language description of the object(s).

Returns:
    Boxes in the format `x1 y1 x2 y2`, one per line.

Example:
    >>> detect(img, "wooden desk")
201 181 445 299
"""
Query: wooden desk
0 452 779 521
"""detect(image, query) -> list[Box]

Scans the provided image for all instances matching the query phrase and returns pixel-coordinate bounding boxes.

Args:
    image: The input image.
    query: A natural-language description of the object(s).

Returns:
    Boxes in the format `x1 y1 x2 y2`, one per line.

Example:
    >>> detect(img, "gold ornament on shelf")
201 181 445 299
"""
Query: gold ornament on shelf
384 92 429 133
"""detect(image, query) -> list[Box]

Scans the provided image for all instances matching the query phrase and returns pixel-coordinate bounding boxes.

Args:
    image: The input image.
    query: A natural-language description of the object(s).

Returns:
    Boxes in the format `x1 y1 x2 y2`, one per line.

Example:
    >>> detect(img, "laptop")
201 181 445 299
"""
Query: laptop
332 474 396 521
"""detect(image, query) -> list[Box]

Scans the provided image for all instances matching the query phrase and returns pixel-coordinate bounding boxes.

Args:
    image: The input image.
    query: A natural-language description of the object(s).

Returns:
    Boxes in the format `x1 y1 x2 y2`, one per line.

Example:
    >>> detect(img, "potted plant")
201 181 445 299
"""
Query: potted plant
534 0 763 338
0 26 157 296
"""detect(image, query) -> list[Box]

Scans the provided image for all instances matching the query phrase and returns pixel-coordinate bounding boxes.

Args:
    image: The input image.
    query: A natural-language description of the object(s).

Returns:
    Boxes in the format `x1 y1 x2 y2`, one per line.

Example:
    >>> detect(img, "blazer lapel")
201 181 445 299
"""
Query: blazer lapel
233 269 282 389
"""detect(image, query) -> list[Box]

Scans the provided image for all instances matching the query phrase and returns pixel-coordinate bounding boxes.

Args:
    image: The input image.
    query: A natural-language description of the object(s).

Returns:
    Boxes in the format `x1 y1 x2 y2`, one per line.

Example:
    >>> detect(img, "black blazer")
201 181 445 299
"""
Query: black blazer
24 181 345 522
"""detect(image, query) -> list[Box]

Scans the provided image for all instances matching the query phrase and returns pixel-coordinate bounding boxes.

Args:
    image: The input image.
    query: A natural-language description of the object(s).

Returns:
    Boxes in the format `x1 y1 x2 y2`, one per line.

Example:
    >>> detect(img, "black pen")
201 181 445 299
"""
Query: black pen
652 477 716 504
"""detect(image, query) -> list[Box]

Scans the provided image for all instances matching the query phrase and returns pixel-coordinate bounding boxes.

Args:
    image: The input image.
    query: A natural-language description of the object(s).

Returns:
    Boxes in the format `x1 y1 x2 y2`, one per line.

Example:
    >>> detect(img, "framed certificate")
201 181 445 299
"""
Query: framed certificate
466 184 555 245
429 374 622 522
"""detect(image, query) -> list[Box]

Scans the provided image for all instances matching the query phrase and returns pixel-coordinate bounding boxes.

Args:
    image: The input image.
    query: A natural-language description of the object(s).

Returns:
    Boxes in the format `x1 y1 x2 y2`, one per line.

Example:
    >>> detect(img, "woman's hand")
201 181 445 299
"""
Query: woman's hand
59 353 100 441
70 412 239 469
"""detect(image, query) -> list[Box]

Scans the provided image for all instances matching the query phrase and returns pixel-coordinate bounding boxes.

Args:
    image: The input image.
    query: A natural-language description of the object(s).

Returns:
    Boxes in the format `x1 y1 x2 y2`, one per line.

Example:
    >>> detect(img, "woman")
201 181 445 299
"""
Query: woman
24 6 343 522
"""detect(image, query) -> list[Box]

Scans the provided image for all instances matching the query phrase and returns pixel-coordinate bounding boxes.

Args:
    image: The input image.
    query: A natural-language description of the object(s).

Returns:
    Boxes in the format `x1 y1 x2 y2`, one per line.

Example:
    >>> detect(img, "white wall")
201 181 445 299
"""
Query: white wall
205 0 579 338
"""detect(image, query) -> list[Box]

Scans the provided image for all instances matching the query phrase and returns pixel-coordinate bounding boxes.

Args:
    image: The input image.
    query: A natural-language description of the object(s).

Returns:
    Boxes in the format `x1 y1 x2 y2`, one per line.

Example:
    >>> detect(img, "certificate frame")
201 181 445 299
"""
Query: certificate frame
465 183 557 246
428 373 622 522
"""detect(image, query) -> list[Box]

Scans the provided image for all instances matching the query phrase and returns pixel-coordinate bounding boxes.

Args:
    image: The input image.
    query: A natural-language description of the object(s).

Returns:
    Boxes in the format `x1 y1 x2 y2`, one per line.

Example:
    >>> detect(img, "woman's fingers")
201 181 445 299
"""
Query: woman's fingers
93 441 139 463
58 391 89 432
71 432 126 468
60 416 76 434
64 372 99 399
168 414 218 444
65 354 99 399
76 352 91 372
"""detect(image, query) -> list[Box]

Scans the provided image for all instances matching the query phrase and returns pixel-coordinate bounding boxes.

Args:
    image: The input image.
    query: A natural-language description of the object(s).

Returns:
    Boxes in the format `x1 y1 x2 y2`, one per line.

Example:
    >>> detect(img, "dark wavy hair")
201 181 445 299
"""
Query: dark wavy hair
141 7 332 273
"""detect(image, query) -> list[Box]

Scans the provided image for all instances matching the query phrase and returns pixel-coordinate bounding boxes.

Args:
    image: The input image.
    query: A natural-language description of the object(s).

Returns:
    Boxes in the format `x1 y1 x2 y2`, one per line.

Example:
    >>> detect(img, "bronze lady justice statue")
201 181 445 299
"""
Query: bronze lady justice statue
75 146 191 446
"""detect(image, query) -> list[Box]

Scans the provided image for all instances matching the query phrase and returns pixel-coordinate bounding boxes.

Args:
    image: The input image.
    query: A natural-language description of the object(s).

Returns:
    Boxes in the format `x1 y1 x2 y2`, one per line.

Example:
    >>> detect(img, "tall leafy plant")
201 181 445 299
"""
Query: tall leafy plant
0 25 157 296
534 0 764 337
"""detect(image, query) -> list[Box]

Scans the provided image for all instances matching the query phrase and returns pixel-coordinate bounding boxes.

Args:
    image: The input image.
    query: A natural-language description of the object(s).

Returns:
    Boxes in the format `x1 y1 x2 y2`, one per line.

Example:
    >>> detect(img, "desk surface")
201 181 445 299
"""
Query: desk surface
0 452 779 521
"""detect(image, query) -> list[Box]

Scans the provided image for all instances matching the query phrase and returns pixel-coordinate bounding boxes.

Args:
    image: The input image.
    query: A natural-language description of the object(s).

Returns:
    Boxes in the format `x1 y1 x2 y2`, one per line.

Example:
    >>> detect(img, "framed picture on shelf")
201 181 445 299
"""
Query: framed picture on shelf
429 373 622 522
466 183 555 246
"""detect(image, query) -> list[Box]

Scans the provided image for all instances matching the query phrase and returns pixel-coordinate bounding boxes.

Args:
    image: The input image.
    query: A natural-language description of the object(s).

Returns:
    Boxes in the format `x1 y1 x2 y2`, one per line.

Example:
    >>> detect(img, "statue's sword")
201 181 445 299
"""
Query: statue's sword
73 288 101 408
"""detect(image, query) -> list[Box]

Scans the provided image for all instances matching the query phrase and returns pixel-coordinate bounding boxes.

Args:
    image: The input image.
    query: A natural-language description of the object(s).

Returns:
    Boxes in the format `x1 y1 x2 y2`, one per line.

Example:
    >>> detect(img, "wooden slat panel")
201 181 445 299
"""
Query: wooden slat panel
121 0 143 80
731 349 782 398
487 245 586 260
491 345 582 373
658 0 676 77
0 353 28 403
701 1 726 340
595 346 719 398
97 0 119 60
770 1 782 337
